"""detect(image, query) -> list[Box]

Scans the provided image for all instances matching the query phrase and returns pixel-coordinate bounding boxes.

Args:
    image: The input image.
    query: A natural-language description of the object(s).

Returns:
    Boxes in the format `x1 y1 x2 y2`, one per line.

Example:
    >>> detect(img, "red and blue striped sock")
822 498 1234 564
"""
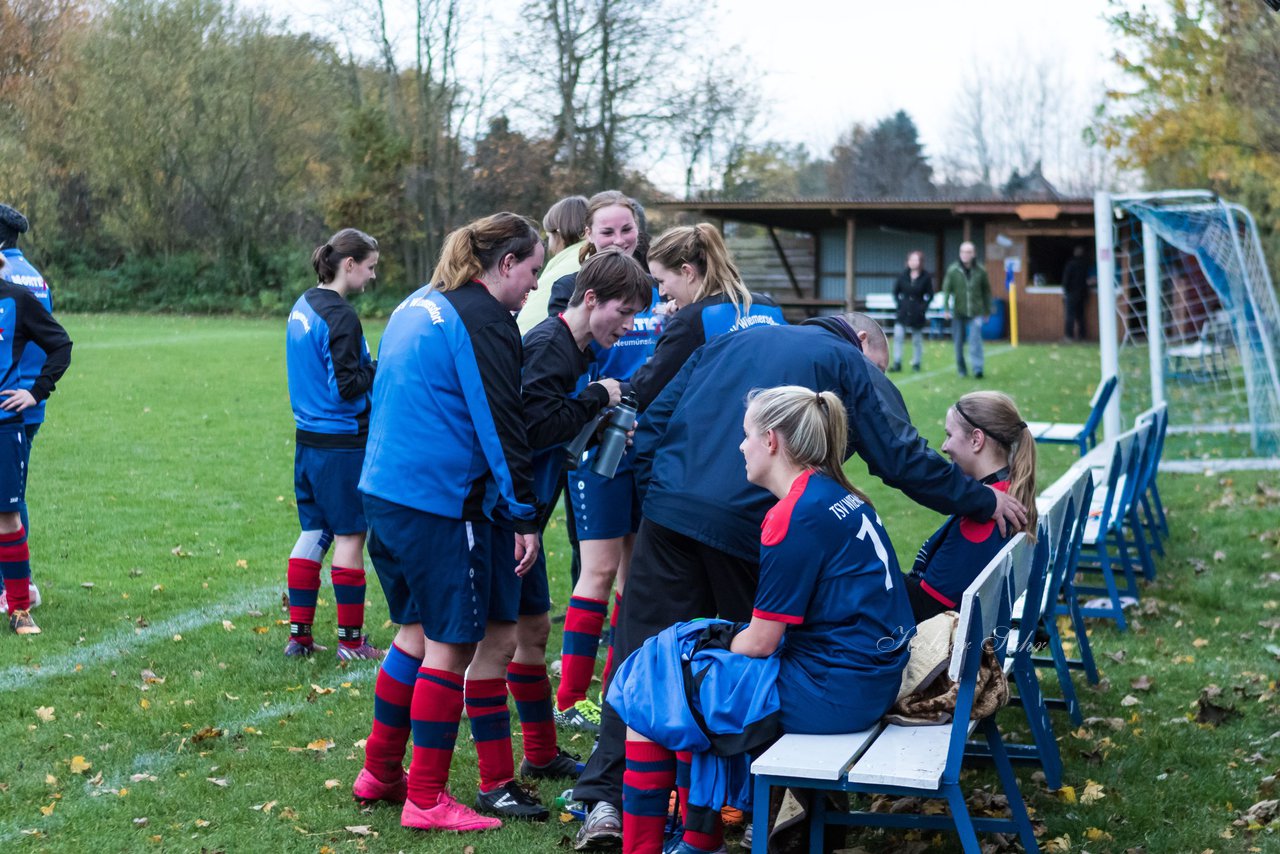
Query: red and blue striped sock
330 566 367 649
557 596 607 711
286 558 321 644
507 661 557 767
681 804 724 852
465 677 514 792
406 667 464 808
0 527 30 613
623 739 676 854
363 643 420 783
602 591 623 688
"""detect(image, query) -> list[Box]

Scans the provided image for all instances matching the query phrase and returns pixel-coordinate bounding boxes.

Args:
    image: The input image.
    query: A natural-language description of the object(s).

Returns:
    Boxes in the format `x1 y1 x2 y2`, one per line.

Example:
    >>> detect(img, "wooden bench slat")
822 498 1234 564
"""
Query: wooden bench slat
751 728 881 781
847 722 953 788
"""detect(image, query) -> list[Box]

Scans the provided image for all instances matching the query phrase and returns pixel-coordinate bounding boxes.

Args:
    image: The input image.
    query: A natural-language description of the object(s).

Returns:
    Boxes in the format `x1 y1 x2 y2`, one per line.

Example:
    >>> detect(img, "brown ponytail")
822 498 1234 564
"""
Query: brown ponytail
430 212 540 292
952 391 1039 539
312 228 378 284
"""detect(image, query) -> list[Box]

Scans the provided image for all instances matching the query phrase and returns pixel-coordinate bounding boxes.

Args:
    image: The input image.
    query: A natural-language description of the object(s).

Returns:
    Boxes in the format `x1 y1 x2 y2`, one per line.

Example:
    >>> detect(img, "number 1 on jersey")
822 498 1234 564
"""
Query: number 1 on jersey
857 513 894 590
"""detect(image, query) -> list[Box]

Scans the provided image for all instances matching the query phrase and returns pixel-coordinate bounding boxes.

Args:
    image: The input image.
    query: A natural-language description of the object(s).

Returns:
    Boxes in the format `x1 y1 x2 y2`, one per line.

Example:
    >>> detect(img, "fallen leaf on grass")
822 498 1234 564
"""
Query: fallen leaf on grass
1131 675 1154 691
1085 827 1113 842
34 706 54 723
139 698 151 710
324 779 341 790
236 559 248 569
69 756 92 774
1057 786 1076 803
80 582 95 589
1238 798 1279 827
345 825 375 836
141 669 164 685
194 819 210 828
44 774 57 786
39 802 55 817
310 684 335 695
1214 550 1227 562
306 739 335 753
1193 637 1210 648
1042 833 1071 852
222 620 235 632
191 726 224 743
252 626 269 634
171 546 190 558
1121 694 1142 707
206 777 228 787
129 774 157 783
251 800 277 812
1080 780 1106 804
132 817 147 826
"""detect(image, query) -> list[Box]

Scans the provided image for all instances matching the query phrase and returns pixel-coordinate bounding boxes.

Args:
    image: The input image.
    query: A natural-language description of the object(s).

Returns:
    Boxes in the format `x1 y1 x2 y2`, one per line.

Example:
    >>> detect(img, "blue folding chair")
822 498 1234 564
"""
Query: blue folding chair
1026 375 1119 456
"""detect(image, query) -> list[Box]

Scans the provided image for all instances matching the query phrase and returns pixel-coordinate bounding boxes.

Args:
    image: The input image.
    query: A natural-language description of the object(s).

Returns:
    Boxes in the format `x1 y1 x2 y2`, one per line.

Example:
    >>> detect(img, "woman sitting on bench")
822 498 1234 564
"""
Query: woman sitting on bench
614 386 915 854
904 391 1038 622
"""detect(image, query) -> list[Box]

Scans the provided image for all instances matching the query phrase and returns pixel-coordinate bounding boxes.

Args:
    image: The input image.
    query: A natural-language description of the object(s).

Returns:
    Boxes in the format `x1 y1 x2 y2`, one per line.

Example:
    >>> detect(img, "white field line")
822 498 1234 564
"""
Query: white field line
0 584 281 692
0 666 377 844
1159 458 1280 474
891 344 1016 386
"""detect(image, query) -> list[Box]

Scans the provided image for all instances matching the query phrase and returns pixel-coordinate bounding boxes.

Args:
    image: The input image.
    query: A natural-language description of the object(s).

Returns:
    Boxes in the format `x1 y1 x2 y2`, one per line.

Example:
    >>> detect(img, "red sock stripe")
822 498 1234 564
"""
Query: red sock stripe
0 526 26 544
507 662 558 767
557 597 608 711
406 668 463 808
4 577 29 613
465 678 513 791
0 540 29 562
623 740 676 854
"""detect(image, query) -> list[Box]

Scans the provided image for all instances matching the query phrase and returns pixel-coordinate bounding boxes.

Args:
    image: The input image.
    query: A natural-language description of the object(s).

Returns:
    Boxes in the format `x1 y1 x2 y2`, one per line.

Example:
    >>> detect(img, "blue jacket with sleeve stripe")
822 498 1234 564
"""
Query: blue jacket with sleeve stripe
2 248 53 426
286 287 375 448
633 321 997 561
359 282 540 533
0 279 71 426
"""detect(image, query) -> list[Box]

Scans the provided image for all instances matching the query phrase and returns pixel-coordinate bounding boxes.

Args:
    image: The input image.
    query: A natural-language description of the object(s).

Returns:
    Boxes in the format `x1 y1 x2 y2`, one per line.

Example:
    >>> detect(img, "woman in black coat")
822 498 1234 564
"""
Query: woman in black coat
891 249 933 372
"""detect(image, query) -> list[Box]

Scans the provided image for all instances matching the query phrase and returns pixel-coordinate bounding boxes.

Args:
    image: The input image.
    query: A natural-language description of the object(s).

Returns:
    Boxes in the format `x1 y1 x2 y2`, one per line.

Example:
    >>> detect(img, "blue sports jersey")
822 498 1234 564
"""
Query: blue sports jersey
286 288 374 446
1 248 52 425
754 470 914 709
359 283 539 532
910 478 1013 608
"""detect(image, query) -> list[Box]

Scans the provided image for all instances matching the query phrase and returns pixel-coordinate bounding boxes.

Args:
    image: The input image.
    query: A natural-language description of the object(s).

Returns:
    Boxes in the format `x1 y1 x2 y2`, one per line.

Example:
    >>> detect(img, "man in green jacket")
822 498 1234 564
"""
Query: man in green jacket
941 241 992 378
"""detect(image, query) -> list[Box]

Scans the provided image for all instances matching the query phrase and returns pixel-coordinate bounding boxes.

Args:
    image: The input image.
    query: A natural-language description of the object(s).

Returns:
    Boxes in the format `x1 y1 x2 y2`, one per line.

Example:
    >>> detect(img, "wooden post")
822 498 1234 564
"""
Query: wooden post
844 216 857 312
767 226 804 298
962 217 972 244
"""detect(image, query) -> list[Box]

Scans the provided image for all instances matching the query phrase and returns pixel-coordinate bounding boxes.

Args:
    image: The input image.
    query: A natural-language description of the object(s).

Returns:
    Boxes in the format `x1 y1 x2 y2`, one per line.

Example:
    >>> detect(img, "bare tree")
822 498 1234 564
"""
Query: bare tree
669 51 761 199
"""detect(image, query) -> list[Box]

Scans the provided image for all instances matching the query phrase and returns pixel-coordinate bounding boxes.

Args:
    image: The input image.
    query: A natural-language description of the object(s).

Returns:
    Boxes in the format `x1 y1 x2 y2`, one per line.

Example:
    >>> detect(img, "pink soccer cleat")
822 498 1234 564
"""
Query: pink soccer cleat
352 767 407 805
401 790 502 832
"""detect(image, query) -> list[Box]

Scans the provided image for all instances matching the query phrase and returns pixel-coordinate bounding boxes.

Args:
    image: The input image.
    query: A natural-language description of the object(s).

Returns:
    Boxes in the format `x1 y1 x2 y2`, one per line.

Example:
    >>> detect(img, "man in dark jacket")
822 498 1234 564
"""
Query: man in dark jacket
570 312 1027 848
1061 245 1091 341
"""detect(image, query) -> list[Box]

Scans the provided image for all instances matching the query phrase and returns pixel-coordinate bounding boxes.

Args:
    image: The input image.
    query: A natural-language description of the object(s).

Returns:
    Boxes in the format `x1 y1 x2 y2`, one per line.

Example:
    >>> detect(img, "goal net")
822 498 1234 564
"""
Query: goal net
1096 191 1280 456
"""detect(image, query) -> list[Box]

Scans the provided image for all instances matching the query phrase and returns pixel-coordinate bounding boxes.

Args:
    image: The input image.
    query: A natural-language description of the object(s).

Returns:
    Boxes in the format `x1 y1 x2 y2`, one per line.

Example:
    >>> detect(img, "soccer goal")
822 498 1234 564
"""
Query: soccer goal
1094 190 1280 456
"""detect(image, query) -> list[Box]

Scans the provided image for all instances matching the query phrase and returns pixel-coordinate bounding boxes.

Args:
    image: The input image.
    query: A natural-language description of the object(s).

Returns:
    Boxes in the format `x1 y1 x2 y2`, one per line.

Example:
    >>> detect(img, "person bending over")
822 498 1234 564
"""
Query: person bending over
614 386 913 854
904 391 1038 622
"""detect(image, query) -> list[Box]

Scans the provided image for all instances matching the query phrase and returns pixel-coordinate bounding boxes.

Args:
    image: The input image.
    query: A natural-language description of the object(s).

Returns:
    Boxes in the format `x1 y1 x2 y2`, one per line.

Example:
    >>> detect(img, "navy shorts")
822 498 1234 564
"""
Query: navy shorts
0 423 27 510
568 447 642 541
520 549 552 616
363 494 520 643
294 444 366 535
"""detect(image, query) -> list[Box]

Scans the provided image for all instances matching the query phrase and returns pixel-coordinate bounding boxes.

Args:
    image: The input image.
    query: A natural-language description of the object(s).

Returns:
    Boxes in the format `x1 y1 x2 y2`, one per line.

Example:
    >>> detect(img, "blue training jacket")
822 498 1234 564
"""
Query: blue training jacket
634 321 998 561
1 248 52 426
286 287 375 447
359 282 540 533
609 619 780 814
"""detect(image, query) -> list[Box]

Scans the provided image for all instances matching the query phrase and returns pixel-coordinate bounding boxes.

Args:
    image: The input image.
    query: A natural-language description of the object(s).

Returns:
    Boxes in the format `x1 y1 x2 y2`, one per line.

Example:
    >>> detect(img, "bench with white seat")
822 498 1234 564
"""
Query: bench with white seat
1025 375 1118 456
751 538 1040 854
863 292 949 336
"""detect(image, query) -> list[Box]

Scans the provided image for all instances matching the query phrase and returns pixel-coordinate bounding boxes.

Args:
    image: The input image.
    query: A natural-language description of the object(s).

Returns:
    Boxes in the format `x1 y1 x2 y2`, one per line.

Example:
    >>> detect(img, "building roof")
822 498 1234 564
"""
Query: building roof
653 195 1096 231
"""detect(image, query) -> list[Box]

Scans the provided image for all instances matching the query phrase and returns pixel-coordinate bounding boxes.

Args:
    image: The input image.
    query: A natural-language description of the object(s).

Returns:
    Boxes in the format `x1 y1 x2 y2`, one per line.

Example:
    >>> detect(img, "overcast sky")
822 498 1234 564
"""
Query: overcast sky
251 0 1124 190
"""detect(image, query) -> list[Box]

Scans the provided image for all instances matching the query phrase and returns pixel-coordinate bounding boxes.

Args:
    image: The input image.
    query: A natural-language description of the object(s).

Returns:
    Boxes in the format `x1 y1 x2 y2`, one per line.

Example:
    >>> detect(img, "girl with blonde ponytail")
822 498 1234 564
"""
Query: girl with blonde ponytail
903 390 1038 622
631 222 786 410
616 384 914 854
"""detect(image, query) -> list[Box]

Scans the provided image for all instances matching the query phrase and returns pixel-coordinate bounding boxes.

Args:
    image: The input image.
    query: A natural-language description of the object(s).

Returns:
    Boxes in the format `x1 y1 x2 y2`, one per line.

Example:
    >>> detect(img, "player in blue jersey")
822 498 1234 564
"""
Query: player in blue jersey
469 248 655 821
0 210 72 636
0 204 50 616
636 223 785 410
904 391 1038 621
284 228 382 661
616 385 913 854
353 212 544 834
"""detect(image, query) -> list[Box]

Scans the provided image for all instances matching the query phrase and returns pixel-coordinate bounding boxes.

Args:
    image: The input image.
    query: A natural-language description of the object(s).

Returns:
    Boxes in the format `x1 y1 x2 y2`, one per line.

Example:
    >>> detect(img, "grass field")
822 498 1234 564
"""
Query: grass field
0 315 1276 853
